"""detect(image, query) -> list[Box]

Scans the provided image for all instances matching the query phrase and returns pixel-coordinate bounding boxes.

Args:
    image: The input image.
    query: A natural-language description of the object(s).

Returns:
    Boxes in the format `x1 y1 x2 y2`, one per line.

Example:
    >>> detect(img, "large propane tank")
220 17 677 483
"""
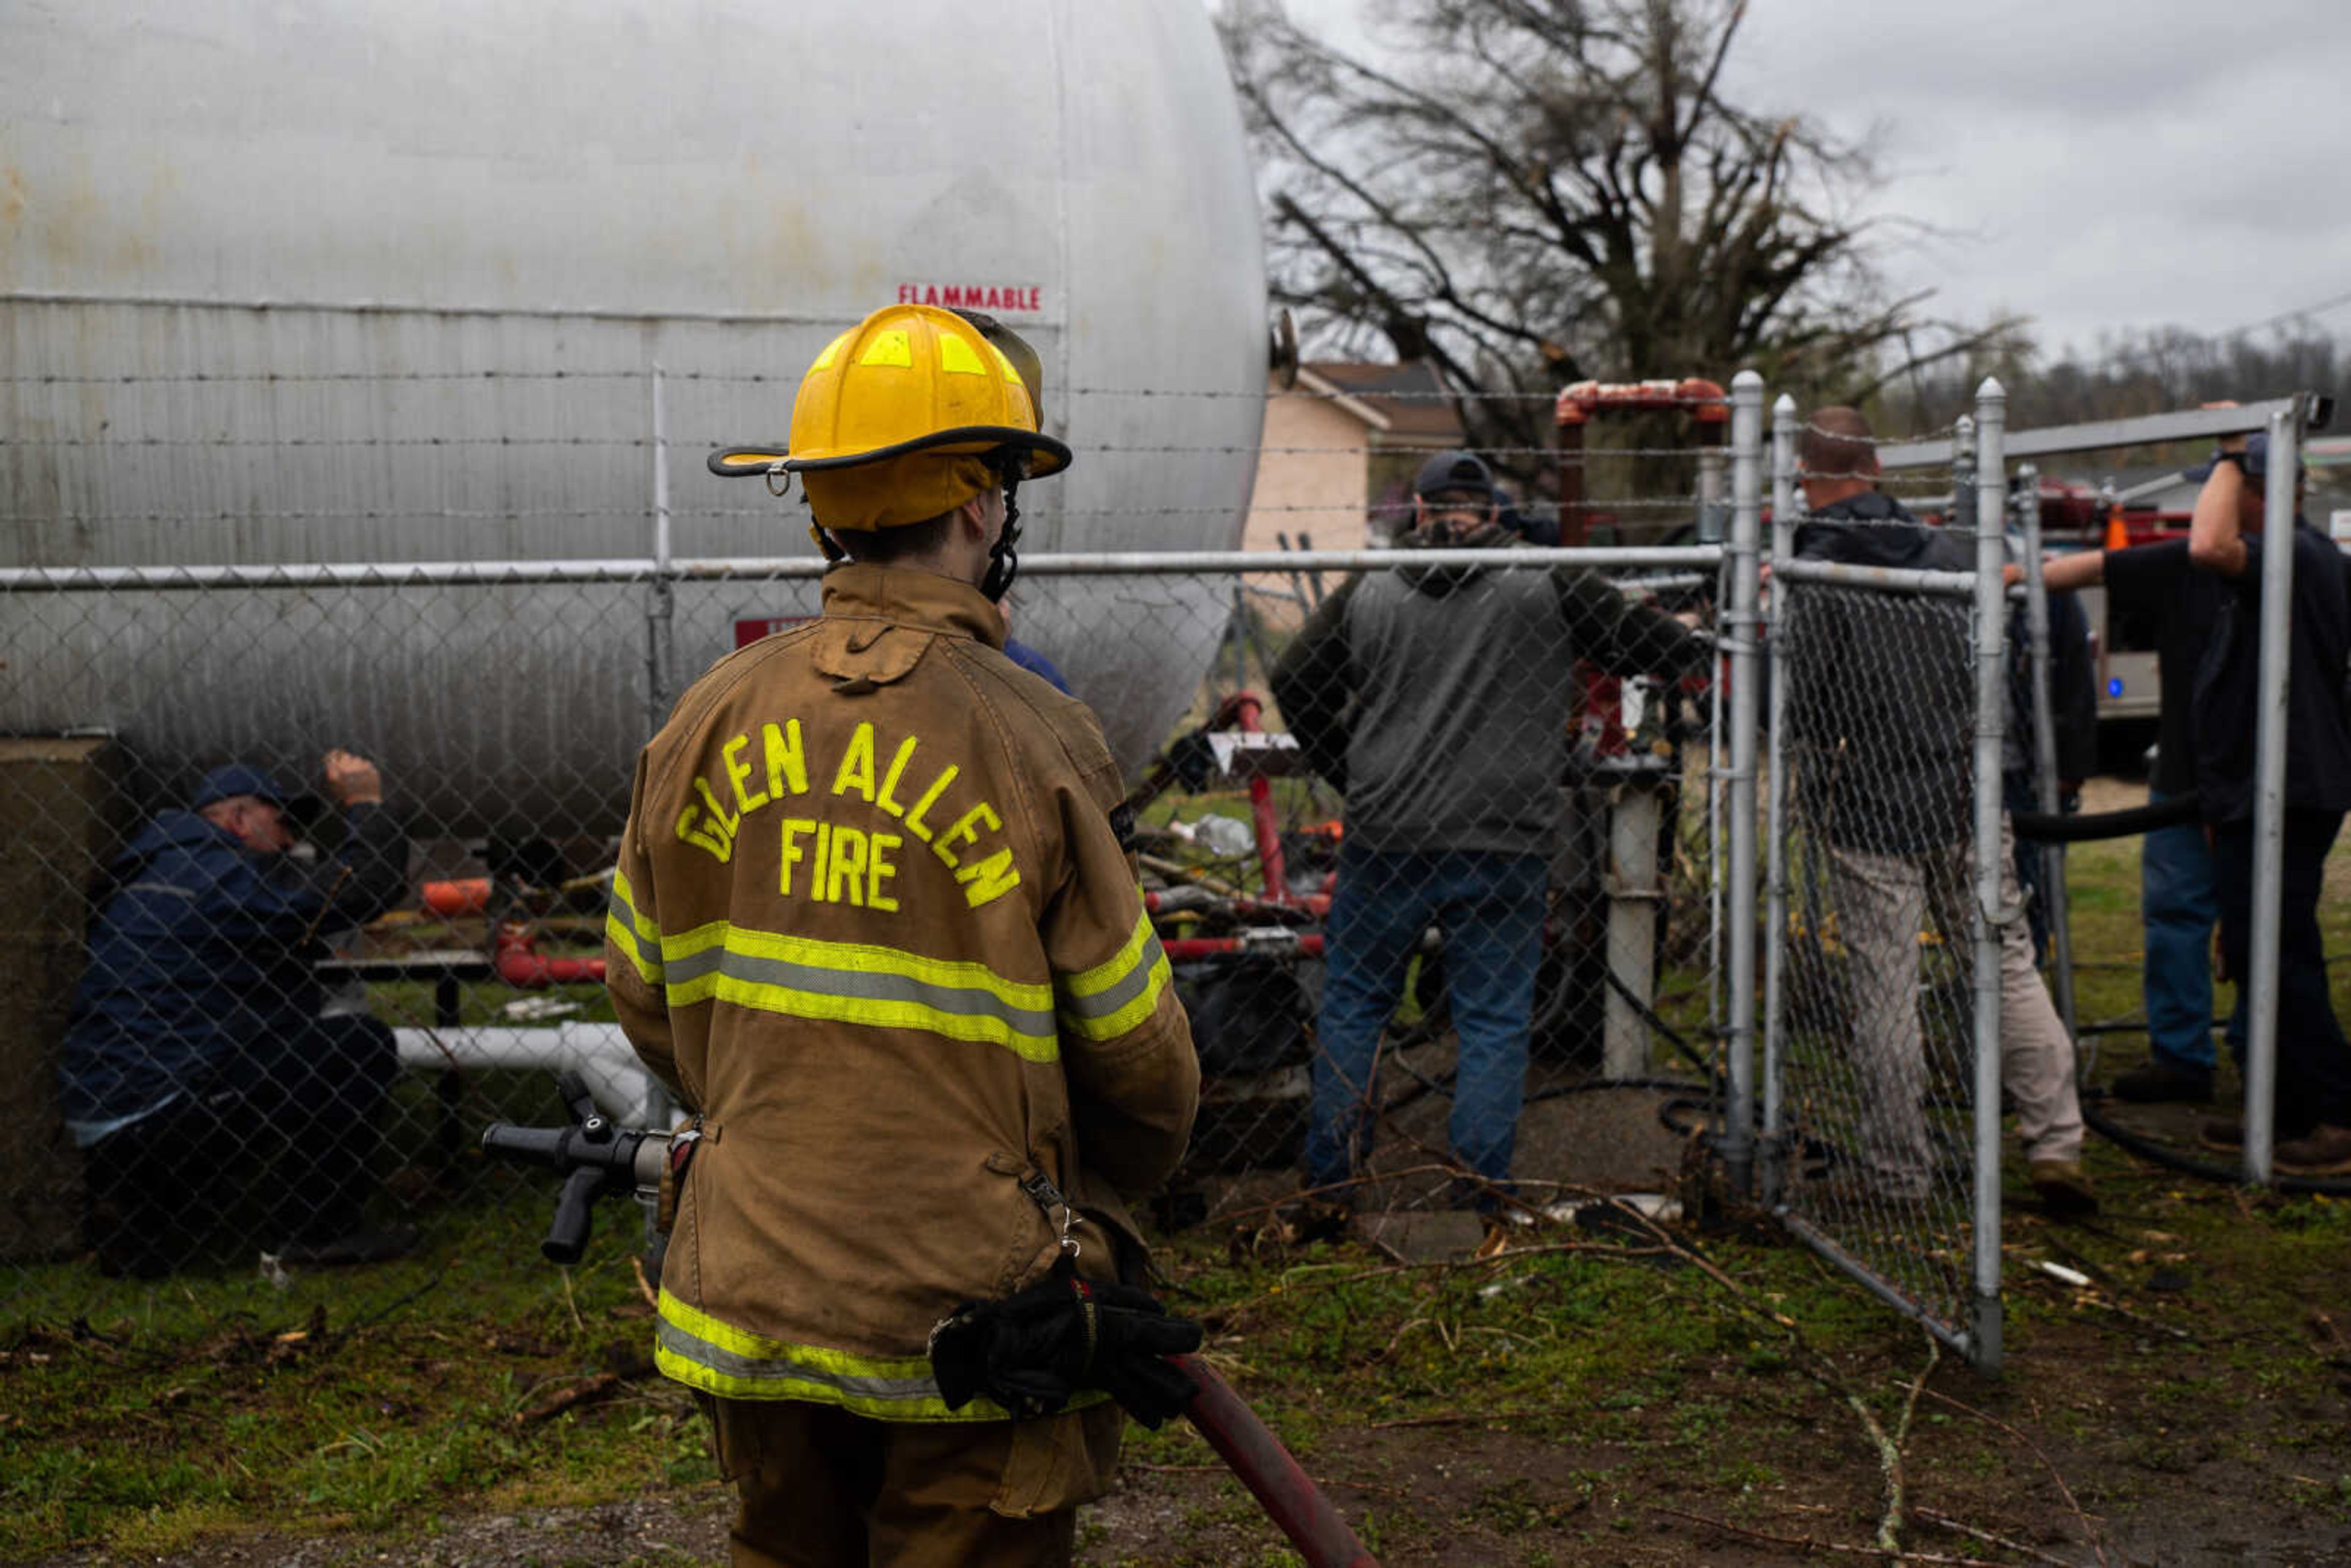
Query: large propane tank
0 1 1265 835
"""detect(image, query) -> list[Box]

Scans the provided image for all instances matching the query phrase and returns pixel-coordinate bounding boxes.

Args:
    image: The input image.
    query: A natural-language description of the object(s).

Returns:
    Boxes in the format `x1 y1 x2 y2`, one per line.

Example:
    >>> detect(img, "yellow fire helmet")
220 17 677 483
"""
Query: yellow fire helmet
707 304 1071 532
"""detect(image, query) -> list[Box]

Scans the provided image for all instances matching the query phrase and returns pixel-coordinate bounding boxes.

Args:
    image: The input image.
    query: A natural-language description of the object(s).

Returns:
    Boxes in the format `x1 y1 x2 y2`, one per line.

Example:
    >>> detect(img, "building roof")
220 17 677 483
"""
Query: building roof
1302 360 1468 450
1284 367 1392 432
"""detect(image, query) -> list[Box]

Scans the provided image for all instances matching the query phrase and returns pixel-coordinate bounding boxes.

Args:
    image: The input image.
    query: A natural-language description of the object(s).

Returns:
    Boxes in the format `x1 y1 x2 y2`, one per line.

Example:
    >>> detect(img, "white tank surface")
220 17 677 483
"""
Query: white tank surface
0 1 1265 832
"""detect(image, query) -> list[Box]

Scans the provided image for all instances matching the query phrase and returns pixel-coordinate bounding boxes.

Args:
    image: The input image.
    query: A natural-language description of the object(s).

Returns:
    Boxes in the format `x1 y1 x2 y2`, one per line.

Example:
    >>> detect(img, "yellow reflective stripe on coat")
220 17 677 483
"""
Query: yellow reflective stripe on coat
656 921 1059 1060
653 1289 1108 1422
655 1288 992 1419
1056 904 1172 1042
606 869 664 985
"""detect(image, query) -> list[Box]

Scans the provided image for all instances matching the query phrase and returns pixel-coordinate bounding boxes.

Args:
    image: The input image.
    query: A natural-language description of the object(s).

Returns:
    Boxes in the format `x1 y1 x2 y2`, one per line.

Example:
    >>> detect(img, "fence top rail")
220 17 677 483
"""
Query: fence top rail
1774 558 1978 598
1876 396 2308 471
0 546 1726 592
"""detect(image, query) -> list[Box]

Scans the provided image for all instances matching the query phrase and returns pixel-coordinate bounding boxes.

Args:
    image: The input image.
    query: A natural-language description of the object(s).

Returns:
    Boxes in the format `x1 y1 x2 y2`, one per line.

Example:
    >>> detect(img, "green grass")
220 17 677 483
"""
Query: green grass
9 787 2351 1561
2 1193 711 1557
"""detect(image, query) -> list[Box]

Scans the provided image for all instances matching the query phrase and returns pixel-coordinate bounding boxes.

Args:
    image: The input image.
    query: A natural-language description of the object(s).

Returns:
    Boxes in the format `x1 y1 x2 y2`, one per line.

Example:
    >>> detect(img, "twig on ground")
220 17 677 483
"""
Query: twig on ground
559 1267 585 1334
1201 1165 1464 1229
1919 1386 2109 1568
1321 1477 1416 1500
631 1254 660 1311
1366 1412 1483 1430
1914 1505 2087 1567
1202 1241 1672 1329
1651 1505 2014 1566
1134 1462 1412 1502
514 1371 620 1426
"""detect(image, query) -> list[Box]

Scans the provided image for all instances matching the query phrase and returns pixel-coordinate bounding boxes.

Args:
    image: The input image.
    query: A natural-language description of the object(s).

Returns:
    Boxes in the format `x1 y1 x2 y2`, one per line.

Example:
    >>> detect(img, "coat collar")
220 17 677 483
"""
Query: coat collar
819 563 1005 650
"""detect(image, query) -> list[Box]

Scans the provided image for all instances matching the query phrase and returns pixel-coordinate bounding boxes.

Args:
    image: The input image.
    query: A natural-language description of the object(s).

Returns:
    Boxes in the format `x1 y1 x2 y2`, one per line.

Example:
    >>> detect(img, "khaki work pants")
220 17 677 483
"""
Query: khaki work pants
1826 816 2083 1199
700 1395 1124 1568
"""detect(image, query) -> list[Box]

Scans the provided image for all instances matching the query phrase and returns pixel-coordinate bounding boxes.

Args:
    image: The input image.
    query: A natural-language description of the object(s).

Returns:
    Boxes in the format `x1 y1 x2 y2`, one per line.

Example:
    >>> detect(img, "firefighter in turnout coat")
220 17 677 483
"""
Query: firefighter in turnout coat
608 304 1199 1567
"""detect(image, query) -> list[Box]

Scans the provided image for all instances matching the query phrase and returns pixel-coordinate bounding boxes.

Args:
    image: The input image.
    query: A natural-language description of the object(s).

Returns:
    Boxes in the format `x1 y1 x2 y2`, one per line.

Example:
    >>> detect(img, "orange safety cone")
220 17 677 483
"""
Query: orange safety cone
2102 503 2129 552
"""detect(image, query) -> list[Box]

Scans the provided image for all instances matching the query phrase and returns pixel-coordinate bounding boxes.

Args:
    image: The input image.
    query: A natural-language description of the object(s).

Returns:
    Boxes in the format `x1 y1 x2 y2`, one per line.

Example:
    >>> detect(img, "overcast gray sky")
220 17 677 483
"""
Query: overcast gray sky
1229 0 2351 360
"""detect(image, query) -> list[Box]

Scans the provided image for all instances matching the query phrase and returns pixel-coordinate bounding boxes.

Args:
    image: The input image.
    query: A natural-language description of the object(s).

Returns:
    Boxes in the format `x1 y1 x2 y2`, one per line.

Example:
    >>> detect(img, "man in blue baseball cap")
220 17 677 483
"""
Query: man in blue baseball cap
59 749 416 1275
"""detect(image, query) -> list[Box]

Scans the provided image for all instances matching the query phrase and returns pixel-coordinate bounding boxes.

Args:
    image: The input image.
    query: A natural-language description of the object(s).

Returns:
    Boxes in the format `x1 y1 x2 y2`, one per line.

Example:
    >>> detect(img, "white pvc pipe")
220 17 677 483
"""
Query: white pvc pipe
394 1022 672 1130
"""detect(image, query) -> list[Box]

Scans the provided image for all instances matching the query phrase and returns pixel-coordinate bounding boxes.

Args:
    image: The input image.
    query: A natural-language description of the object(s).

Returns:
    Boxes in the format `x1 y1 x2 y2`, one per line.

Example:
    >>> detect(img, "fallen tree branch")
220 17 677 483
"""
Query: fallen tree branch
1852 1330 1941 1554
514 1371 621 1426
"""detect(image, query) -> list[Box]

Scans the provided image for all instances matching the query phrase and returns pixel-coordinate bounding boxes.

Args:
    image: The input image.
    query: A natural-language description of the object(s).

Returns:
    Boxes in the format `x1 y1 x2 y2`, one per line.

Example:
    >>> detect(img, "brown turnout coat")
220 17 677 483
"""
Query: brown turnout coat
606 563 1198 1423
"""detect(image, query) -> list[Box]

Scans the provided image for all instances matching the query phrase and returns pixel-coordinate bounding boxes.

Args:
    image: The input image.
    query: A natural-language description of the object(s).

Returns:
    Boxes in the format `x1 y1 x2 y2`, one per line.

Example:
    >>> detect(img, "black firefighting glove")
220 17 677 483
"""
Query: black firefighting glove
928 1256 1204 1427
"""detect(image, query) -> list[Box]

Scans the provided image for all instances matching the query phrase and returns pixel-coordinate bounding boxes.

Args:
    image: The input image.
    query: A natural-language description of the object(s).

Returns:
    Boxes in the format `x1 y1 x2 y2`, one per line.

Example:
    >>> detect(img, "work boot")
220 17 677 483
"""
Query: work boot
2199 1117 2245 1152
2274 1125 2351 1177
270 1222 420 1267
2027 1160 2099 1218
2110 1056 2214 1105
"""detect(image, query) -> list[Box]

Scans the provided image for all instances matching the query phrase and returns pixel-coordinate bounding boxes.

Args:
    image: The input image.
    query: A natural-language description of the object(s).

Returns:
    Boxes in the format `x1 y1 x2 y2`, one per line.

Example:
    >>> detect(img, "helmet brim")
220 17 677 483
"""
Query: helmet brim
709 426 1071 482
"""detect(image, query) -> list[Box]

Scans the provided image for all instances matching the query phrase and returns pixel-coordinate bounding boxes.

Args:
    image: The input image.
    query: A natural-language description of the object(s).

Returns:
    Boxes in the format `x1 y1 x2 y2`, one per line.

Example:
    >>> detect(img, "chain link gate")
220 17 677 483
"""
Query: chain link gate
1756 388 2013 1370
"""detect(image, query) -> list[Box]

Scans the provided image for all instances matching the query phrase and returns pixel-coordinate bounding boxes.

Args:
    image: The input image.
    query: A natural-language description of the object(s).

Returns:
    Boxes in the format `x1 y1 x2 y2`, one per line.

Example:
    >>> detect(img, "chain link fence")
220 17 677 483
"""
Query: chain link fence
9 353 2323 1380
0 539 1725 1313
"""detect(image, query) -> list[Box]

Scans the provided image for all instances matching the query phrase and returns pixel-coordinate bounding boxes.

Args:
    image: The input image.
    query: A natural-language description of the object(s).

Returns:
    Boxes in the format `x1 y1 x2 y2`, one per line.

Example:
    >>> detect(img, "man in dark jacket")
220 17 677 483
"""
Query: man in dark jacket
60 752 414 1275
2175 427 2351 1173
2042 532 2241 1103
1785 409 2093 1214
1272 450 1709 1215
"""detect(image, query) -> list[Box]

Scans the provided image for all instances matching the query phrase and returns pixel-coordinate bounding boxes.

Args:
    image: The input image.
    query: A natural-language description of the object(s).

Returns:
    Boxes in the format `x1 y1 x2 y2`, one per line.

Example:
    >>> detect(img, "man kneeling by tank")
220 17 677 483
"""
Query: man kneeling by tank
59 752 416 1277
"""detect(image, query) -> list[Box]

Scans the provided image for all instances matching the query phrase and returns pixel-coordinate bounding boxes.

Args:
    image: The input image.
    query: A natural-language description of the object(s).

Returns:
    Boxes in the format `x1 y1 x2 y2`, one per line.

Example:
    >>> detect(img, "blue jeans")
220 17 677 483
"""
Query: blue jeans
2142 792 2238 1070
1305 846 1548 1195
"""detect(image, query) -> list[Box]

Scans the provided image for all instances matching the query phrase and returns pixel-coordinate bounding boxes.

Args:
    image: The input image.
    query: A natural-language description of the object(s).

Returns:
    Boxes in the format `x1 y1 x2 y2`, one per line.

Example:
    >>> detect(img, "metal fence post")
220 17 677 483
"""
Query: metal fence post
2015 462 2079 1043
1760 393 1797 1207
1722 370 1765 1198
642 364 677 1142
1968 380 2008 1375
647 362 677 742
2243 403 2303 1184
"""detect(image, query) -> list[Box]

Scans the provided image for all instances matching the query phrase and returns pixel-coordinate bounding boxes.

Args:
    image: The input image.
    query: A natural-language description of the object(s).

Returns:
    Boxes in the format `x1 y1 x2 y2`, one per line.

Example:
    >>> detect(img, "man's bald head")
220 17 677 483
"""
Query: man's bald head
1799 406 1879 508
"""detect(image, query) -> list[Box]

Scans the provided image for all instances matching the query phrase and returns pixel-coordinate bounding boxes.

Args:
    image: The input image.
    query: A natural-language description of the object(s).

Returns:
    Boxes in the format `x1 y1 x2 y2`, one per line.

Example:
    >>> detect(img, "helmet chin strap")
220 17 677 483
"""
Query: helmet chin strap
979 462 1023 603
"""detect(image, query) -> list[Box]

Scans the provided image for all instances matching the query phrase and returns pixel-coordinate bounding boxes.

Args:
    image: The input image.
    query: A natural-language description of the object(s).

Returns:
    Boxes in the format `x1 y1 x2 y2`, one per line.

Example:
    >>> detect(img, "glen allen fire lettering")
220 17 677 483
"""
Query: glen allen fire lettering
672 720 1020 911
893 282 1044 313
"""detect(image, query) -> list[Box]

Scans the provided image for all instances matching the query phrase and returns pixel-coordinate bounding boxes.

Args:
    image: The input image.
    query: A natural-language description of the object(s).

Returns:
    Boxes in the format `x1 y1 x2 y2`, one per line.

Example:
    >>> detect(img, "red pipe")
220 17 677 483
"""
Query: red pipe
1162 934 1324 962
1174 1354 1379 1567
421 877 492 917
1231 694 1292 905
493 923 607 986
1145 891 1327 923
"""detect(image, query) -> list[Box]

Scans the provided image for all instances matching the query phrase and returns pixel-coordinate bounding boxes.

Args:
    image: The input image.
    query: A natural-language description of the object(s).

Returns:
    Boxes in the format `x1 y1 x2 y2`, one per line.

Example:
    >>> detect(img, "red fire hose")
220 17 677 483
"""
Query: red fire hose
1175 1354 1379 1567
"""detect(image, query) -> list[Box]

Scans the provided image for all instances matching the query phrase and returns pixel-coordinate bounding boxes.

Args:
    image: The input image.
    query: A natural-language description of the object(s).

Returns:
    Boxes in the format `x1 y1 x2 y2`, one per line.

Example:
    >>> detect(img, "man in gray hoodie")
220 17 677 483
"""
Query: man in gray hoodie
1272 451 1708 1214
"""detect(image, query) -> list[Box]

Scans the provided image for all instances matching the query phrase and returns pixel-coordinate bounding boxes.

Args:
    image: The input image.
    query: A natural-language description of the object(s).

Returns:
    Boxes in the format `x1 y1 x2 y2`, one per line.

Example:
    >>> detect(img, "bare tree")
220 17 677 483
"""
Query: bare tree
1222 0 2015 500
